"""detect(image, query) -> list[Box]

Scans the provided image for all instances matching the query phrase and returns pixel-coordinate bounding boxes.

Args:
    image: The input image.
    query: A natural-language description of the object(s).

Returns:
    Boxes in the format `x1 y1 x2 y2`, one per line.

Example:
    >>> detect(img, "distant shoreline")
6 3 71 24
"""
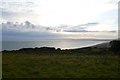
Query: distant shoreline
1 41 110 52
2 38 114 42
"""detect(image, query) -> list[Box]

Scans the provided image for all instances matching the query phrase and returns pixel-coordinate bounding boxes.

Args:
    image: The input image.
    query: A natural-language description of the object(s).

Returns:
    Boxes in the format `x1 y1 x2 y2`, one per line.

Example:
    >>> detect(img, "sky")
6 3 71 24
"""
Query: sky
0 0 119 41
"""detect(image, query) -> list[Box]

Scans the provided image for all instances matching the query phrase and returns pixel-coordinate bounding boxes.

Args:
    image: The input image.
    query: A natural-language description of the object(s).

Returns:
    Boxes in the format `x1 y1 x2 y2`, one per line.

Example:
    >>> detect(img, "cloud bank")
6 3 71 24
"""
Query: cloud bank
1 21 117 41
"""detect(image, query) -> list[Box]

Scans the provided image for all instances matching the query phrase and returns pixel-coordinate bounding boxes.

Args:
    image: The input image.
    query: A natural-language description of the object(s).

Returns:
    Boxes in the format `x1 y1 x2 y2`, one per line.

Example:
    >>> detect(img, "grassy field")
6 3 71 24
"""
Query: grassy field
2 53 119 78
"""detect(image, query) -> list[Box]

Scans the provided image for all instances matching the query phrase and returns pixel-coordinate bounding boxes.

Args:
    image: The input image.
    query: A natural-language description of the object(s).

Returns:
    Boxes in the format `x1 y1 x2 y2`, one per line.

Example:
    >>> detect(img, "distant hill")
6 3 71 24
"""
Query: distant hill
92 42 110 48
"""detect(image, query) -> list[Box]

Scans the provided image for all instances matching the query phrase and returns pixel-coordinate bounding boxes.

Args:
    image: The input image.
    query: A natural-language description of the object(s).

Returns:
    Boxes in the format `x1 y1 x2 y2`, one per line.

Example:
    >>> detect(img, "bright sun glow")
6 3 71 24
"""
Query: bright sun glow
30 0 118 26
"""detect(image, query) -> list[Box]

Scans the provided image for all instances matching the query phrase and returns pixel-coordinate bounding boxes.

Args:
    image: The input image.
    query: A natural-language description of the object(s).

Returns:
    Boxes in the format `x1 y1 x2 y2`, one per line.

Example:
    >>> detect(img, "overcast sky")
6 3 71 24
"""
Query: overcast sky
0 0 119 40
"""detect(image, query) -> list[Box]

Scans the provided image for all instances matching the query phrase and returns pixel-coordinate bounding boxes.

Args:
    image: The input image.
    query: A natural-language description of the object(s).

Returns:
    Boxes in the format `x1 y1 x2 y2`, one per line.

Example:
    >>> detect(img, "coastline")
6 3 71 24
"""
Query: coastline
2 39 110 51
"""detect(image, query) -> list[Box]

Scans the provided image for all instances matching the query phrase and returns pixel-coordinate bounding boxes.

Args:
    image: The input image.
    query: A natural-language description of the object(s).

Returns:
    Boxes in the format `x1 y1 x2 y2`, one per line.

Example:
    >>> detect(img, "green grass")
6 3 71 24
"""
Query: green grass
2 53 119 78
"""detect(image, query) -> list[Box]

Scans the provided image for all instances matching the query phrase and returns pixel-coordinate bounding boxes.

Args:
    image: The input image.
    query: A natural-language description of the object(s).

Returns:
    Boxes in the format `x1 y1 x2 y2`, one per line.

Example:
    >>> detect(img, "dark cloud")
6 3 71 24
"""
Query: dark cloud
1 21 116 41
63 30 88 32
63 30 100 32
63 29 117 33
2 10 18 17
2 21 33 32
1 9 35 20
1 10 29 21
2 21 63 32
1 21 65 41
2 29 66 41
74 22 99 28
62 22 99 32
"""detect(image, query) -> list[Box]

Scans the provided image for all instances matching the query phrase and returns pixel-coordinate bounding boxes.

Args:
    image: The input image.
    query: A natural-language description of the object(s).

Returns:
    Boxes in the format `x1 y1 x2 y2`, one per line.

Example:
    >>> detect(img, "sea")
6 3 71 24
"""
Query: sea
2 39 110 51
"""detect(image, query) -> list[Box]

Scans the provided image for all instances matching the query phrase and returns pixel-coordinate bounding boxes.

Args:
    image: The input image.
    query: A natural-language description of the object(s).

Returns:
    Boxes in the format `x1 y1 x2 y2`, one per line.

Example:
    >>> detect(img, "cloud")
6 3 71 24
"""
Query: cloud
1 0 118 26
2 21 116 33
1 0 118 40
1 21 118 41
73 22 99 28
62 22 99 32
1 1 38 22
2 27 117 41
2 28 67 41
63 30 88 32
80 23 99 26
2 21 39 32
2 10 19 18
103 0 119 5
1 1 35 10
2 21 63 33
1 22 70 41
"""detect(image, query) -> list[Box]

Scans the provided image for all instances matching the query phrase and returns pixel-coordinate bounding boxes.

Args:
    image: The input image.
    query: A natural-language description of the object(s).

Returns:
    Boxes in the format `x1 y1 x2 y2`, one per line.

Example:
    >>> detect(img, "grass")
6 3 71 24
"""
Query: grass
2 53 119 78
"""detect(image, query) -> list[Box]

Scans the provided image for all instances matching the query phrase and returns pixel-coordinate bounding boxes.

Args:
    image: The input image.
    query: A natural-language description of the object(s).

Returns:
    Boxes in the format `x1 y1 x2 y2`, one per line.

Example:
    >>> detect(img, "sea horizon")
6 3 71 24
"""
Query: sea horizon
2 39 111 51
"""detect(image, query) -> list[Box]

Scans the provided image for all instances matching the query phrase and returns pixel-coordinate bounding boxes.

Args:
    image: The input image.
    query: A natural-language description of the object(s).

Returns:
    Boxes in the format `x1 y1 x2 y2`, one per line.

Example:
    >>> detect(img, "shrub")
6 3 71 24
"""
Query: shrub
109 40 120 54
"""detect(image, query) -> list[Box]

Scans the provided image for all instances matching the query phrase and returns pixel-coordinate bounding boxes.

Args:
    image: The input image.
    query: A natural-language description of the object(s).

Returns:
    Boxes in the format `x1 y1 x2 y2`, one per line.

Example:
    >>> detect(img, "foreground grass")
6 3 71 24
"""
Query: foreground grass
2 53 118 78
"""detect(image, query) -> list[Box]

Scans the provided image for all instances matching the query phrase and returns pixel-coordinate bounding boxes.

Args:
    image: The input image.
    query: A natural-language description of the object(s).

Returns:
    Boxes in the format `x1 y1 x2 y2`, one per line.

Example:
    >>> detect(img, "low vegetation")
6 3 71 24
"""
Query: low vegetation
2 40 120 78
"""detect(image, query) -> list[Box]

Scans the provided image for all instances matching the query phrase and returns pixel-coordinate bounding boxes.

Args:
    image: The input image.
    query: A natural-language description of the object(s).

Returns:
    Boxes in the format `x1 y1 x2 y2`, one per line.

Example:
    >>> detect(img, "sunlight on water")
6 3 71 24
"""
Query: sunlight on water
2 39 109 51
